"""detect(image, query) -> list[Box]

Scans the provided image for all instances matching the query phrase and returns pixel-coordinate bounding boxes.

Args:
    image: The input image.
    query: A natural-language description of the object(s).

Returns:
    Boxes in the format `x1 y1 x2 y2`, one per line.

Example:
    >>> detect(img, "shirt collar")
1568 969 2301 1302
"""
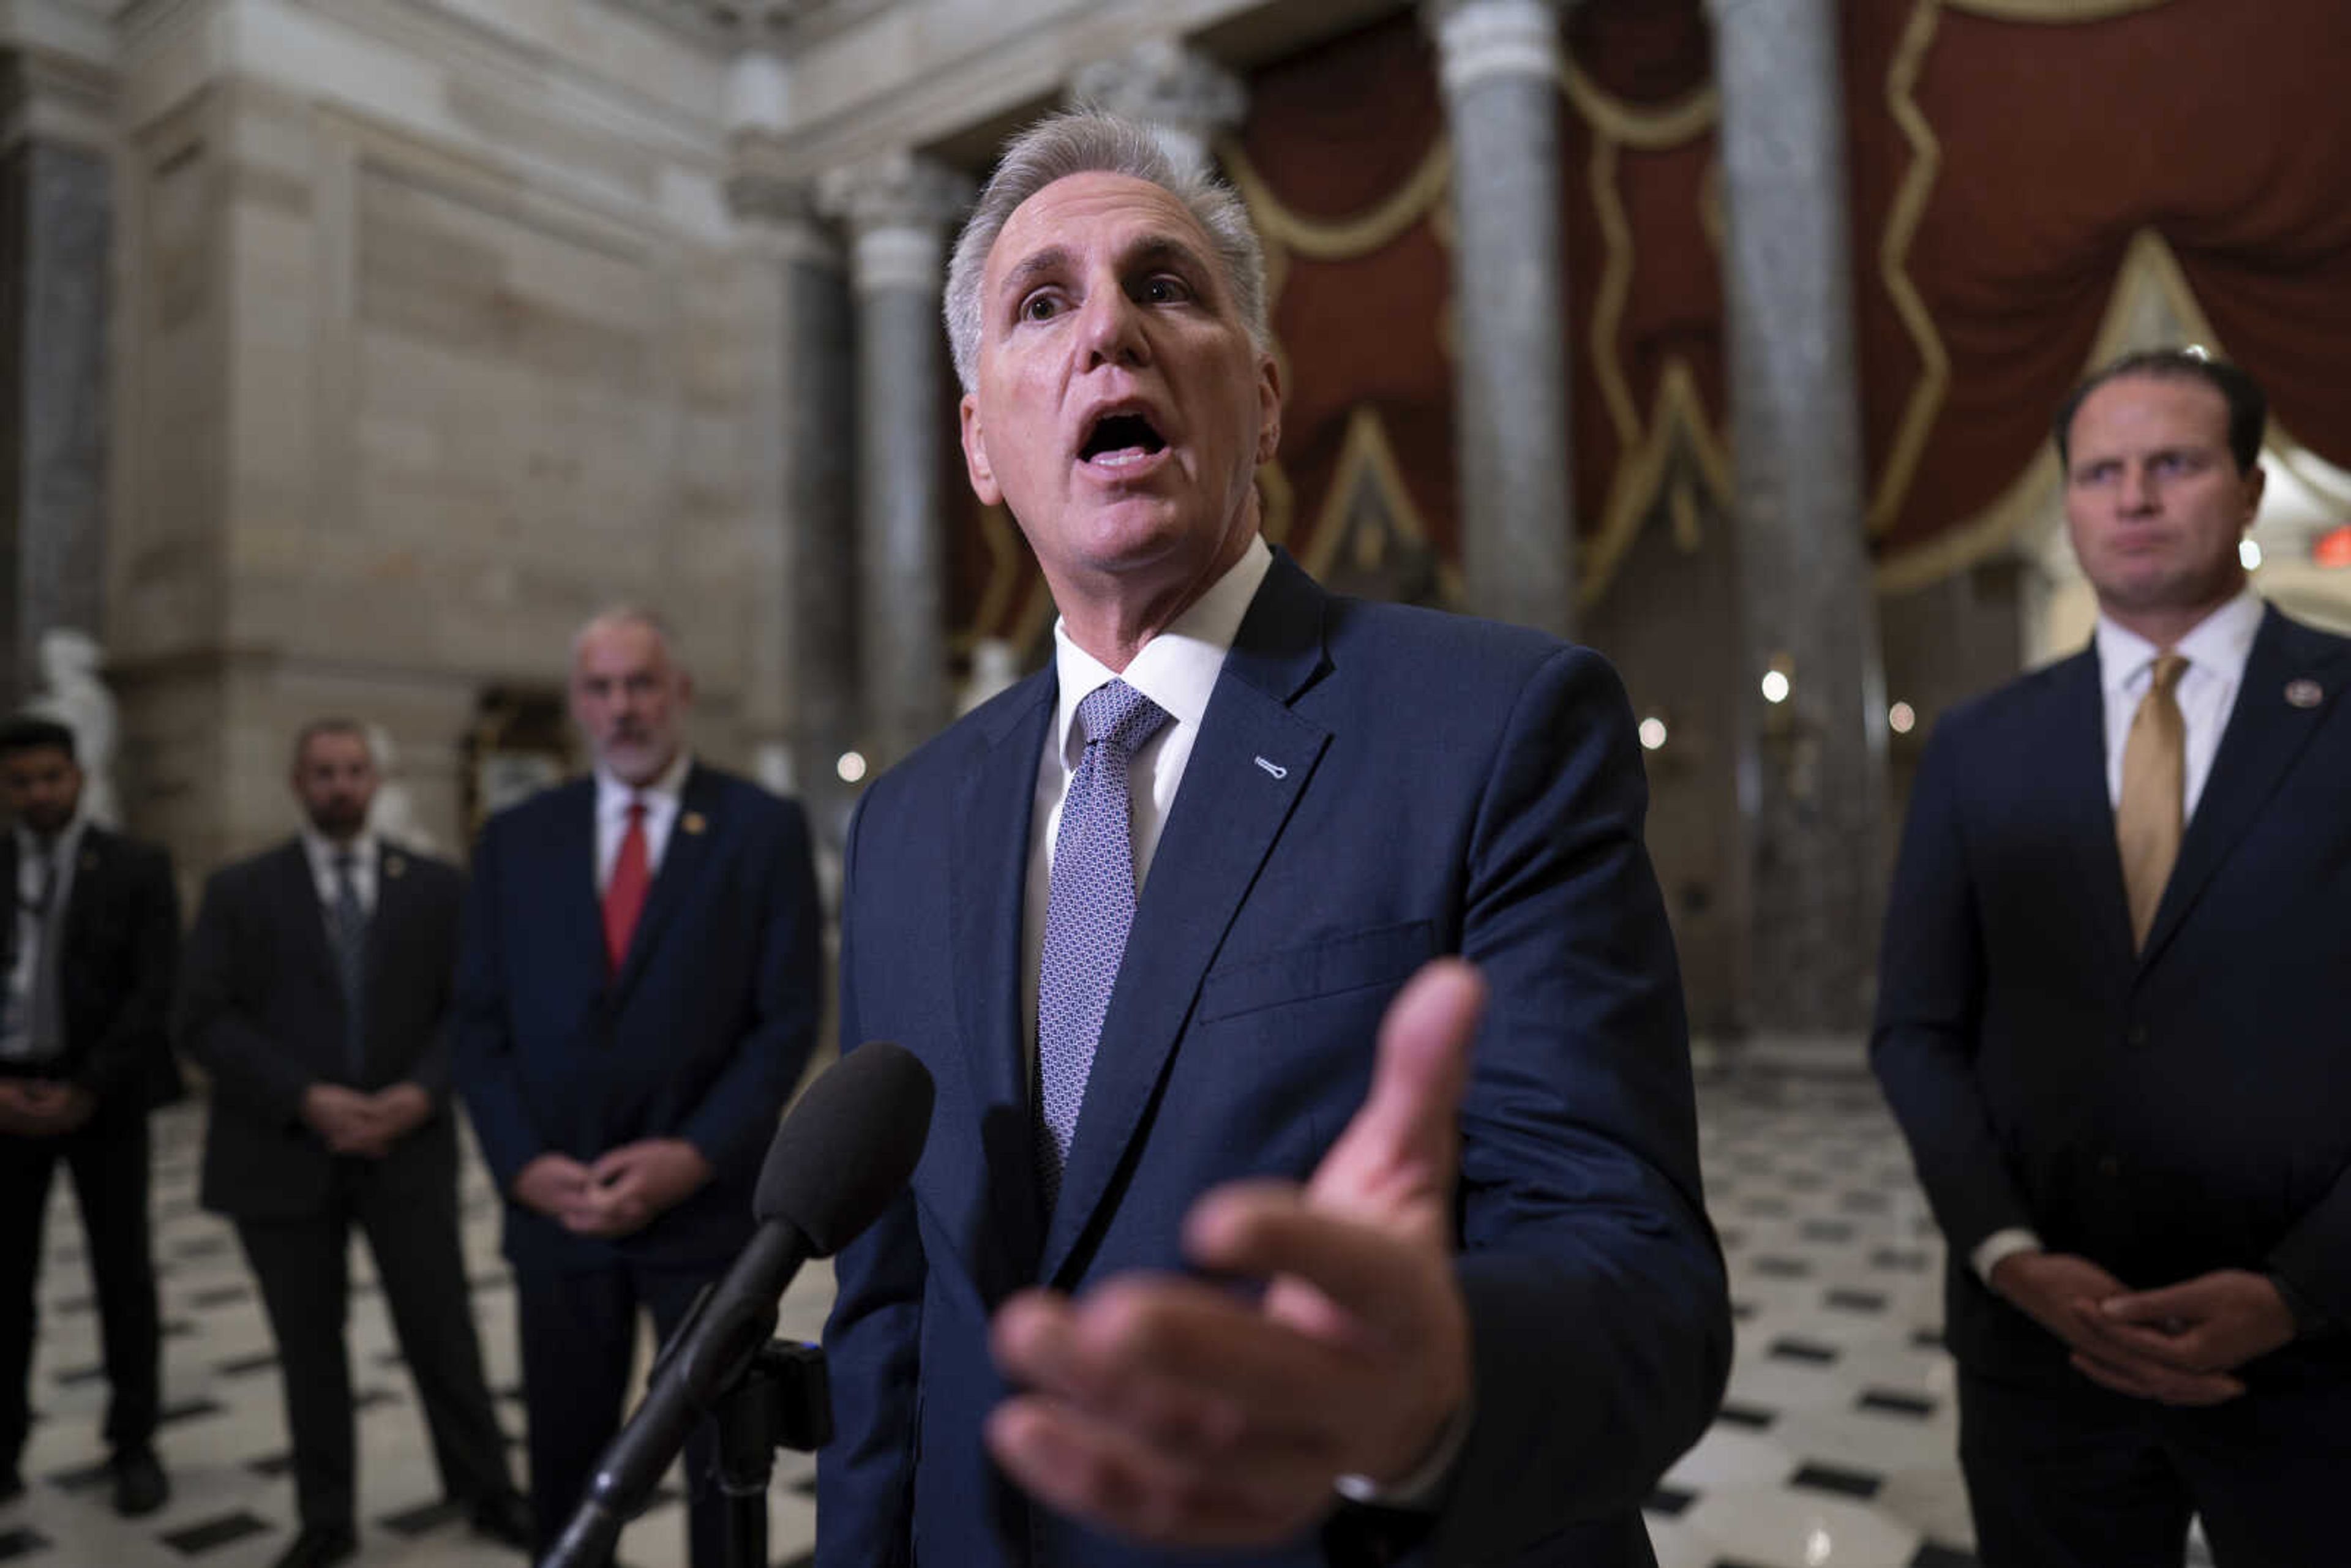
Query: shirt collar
2095 586 2265 694
595 749 693 817
1050 535 1273 768
15 814 87 867
301 828 379 879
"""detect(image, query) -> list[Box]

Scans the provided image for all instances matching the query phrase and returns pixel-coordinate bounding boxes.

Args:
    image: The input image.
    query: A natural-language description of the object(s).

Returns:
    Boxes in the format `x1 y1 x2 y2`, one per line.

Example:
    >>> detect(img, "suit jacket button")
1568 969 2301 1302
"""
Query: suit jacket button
2124 1022 2149 1048
2098 1155 2121 1179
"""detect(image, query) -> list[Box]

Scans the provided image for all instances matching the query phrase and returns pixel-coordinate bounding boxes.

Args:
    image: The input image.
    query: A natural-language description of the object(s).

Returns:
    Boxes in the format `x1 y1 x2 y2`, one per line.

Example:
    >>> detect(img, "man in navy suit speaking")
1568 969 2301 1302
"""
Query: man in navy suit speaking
453 608 823 1567
816 111 1728 1568
1874 351 2351 1566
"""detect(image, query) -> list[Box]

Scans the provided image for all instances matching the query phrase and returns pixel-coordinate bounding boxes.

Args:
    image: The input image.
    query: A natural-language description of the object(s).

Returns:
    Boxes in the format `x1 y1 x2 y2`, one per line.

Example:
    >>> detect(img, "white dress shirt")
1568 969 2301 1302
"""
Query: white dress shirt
2 816 86 1063
1973 587 2265 1286
1018 535 1272 1069
301 829 381 921
594 750 693 892
2095 586 2264 818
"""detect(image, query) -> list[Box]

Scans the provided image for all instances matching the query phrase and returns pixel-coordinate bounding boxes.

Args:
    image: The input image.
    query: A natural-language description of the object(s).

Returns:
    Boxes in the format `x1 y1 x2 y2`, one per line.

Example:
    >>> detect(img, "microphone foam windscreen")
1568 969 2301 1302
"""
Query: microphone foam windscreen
753 1040 935 1255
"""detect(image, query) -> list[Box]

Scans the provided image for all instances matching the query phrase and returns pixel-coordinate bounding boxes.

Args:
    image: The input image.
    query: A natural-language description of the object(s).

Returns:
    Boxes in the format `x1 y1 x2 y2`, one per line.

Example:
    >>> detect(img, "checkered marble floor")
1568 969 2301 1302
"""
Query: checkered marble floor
2 1071 2199 1568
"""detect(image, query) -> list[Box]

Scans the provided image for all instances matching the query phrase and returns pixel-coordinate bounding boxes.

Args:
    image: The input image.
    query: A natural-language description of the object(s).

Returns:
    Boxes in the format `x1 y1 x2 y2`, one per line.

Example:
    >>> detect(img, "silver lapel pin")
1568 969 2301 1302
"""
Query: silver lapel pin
2284 678 2323 710
1253 756 1288 780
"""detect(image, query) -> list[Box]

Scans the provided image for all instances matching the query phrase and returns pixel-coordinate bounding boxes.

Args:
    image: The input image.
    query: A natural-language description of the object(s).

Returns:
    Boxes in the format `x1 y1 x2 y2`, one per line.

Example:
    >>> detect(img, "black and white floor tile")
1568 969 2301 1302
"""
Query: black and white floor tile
1 1073 2211 1568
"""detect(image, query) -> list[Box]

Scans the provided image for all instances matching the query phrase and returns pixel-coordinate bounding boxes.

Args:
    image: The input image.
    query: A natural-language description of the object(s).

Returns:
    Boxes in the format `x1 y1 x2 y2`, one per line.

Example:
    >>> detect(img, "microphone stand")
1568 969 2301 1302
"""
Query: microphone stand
539 1282 833 1568
711 1340 831 1568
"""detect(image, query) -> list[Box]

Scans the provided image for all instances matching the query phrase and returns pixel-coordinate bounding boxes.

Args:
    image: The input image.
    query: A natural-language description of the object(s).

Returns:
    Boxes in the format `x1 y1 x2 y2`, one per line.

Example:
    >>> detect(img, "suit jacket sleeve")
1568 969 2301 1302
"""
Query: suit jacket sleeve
451 817 539 1190
73 842 180 1103
401 861 462 1103
672 797 824 1184
1870 718 2033 1262
1420 646 1731 1563
814 794 923 1568
176 866 313 1124
2269 1166 2351 1327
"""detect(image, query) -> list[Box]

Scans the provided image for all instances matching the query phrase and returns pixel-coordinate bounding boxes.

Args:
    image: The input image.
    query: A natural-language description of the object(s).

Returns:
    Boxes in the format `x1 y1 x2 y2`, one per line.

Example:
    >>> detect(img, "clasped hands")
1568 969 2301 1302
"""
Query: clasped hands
1990 1251 2298 1406
301 1082 433 1158
512 1139 713 1239
986 959 1485 1550
0 1078 96 1137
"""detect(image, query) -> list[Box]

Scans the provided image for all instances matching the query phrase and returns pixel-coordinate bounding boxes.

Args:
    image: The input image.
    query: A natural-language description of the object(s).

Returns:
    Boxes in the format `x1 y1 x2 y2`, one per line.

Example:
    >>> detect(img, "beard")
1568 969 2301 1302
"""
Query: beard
306 798 369 838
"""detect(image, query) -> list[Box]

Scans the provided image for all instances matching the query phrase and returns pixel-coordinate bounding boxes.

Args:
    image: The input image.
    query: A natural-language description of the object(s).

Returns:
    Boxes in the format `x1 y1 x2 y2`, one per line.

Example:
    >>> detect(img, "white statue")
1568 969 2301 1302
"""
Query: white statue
364 723 440 853
28 629 120 829
958 637 1024 717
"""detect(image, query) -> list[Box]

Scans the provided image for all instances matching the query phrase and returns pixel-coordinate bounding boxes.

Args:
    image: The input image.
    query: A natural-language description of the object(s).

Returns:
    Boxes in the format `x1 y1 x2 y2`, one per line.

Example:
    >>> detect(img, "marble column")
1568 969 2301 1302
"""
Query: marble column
819 152 971 771
1709 0 1889 1045
1068 37 1246 178
0 49 113 704
727 168 861 845
1425 0 1575 638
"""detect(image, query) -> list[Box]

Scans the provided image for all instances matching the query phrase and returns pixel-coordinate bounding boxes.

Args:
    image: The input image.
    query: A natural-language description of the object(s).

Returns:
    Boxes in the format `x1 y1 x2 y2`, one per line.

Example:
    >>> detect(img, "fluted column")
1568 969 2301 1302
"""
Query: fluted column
1069 37 1246 178
1425 0 1575 637
818 152 972 770
0 48 112 703
1709 0 1889 1044
727 163 861 845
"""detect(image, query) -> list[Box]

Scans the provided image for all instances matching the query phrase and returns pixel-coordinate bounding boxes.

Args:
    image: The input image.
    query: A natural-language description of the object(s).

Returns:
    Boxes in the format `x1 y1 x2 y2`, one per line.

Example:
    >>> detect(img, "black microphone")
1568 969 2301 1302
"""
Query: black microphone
542 1041 934 1568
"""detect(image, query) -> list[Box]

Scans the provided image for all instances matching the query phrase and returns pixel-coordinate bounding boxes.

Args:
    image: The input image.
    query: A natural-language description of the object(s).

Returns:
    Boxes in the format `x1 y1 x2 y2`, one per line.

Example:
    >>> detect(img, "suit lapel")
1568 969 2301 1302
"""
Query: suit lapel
2140 609 2347 968
2042 649 2135 977
272 839 343 995
610 765 717 1006
552 782 606 984
948 673 1056 1283
1042 555 1334 1287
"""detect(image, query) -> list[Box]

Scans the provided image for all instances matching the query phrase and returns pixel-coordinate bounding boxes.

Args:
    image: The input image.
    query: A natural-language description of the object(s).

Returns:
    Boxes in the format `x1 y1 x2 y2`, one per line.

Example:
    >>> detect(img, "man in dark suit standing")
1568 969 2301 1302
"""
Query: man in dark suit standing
179 719 528 1568
1875 350 2351 1566
0 716 178 1517
452 608 823 1568
817 111 1728 1568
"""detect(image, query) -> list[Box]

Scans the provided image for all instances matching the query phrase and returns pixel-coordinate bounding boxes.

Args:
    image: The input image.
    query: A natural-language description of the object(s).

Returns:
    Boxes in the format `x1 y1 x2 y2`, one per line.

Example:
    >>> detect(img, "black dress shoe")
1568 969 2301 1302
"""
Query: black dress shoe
269 1525 358 1568
466 1488 535 1550
111 1447 169 1517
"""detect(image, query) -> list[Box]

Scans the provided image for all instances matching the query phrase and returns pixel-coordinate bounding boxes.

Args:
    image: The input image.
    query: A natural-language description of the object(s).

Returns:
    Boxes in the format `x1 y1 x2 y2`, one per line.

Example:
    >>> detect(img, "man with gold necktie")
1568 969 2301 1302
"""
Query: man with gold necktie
1875 350 2351 1567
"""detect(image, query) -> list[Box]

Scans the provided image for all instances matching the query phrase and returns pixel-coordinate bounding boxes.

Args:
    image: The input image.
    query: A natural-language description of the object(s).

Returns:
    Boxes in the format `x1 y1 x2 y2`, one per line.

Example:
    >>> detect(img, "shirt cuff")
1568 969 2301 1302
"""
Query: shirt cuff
1333 1387 1474 1512
1971 1228 2043 1286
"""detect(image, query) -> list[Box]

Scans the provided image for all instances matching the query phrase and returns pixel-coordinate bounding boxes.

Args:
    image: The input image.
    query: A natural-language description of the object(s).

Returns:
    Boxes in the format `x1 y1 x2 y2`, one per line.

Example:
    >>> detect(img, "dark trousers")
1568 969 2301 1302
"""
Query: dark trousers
235 1154 512 1534
516 1259 722 1568
1959 1365 2351 1567
0 1097 160 1471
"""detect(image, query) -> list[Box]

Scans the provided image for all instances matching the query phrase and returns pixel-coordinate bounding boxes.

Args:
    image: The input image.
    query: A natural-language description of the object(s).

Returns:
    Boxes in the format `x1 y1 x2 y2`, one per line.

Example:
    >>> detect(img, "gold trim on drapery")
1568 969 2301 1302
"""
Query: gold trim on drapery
1868 0 1951 538
1299 406 1463 606
1947 0 2171 21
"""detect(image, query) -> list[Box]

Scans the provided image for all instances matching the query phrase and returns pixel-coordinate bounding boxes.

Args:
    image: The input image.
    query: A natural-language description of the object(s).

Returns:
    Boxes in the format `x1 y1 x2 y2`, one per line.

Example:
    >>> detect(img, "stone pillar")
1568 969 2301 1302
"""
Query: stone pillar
1709 0 1889 1046
819 152 970 771
1069 37 1246 178
0 49 113 704
727 167 862 846
1425 0 1575 638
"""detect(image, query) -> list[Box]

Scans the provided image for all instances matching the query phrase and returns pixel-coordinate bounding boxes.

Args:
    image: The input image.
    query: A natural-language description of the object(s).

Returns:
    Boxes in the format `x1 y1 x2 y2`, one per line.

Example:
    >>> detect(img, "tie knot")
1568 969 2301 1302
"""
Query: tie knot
1076 680 1171 757
333 850 357 875
2150 650 2189 695
626 798 647 823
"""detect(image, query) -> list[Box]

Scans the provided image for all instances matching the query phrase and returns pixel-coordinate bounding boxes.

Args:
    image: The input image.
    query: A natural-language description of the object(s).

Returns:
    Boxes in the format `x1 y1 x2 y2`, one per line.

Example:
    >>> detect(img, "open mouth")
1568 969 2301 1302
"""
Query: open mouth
1079 411 1168 468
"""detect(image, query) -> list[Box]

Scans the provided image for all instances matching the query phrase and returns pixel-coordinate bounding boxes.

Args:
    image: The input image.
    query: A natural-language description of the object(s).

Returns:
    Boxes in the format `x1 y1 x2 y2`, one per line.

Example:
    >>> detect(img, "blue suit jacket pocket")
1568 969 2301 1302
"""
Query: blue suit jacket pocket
1196 920 1437 1024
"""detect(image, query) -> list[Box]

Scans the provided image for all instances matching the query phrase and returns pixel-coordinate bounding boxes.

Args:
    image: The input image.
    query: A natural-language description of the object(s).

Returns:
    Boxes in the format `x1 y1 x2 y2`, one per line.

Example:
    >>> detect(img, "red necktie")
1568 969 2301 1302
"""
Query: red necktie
602 800 650 972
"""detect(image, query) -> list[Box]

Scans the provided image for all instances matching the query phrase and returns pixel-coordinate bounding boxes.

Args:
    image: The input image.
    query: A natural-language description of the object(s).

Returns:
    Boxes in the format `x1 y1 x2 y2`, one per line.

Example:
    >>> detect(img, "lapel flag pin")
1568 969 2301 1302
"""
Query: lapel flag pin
385 854 407 878
2284 678 2323 710
682 811 708 835
1253 756 1288 780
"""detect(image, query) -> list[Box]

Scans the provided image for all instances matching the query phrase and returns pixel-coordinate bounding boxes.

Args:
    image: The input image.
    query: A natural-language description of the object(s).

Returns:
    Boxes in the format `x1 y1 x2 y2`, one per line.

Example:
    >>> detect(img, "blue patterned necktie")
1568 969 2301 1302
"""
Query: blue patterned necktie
331 850 369 1081
1035 679 1171 1210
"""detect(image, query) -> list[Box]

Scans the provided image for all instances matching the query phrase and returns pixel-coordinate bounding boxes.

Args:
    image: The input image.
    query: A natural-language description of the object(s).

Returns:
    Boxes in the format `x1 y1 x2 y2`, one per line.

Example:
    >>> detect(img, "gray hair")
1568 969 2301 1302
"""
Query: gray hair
943 109 1269 393
569 604 683 670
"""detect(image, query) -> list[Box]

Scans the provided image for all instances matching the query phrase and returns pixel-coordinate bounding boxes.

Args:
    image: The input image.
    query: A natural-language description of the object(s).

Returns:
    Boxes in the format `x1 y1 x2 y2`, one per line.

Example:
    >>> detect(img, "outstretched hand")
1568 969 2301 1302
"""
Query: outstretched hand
986 959 1486 1548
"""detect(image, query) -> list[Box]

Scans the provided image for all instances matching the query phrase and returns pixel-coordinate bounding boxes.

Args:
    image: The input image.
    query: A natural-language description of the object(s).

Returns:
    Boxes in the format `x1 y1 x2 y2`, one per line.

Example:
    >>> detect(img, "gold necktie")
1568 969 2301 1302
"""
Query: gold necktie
2117 650 2189 950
